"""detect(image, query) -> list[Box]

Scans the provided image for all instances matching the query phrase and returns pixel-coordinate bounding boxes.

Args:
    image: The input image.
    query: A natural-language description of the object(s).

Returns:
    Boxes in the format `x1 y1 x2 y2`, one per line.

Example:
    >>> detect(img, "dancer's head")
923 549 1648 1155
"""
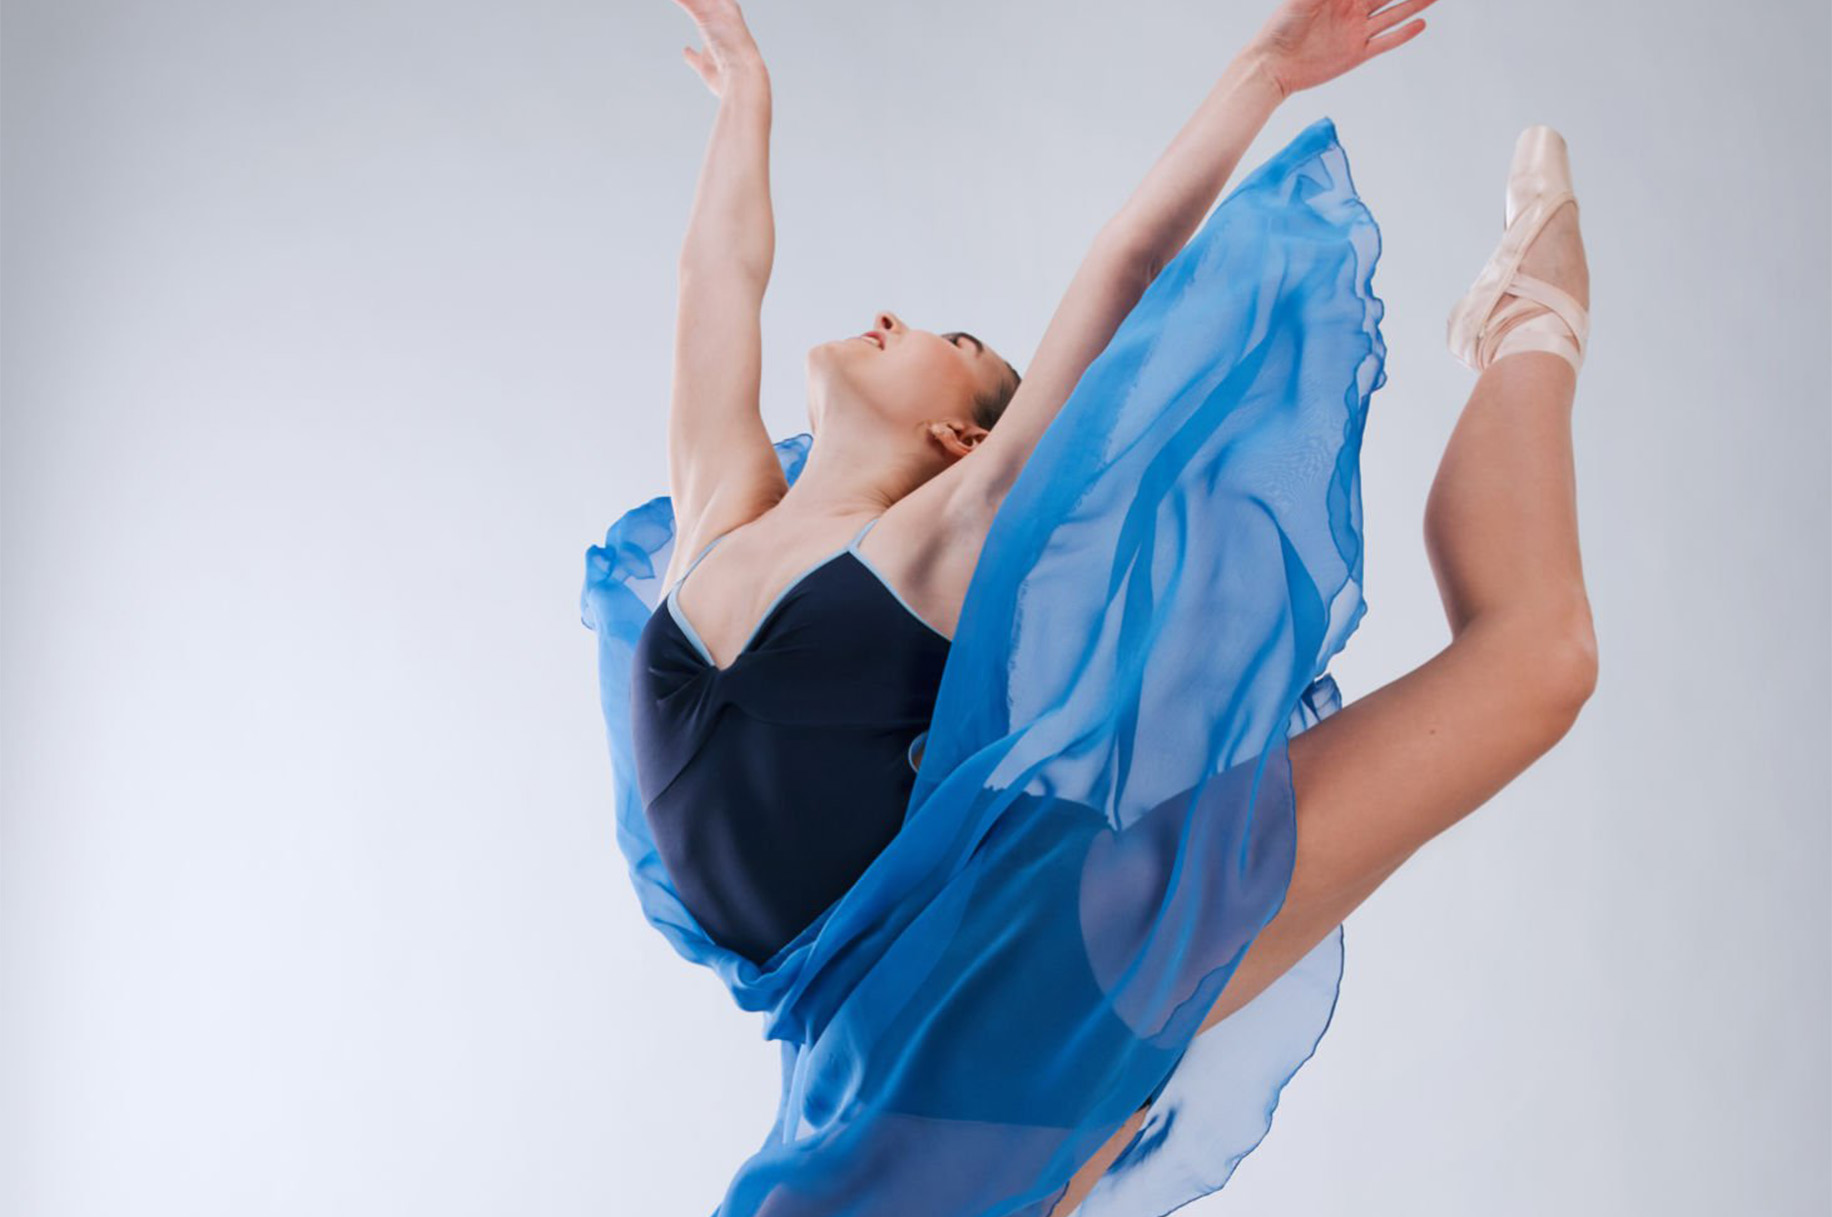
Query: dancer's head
804 311 1021 469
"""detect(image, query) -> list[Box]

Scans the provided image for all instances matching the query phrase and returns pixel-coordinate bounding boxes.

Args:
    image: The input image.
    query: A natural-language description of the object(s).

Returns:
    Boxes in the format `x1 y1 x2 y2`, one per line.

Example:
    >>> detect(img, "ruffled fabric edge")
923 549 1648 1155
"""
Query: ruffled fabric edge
579 431 817 998
1075 114 1383 1216
1080 691 1350 1215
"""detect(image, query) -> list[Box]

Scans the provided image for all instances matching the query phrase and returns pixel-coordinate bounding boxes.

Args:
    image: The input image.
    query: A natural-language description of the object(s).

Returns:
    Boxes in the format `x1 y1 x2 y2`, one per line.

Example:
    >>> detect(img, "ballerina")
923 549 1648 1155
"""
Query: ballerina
583 0 1596 1212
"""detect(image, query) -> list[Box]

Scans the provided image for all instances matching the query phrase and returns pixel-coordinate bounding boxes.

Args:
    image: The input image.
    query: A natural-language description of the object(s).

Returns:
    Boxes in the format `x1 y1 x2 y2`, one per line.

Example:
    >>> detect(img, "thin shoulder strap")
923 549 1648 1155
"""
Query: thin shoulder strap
668 530 729 597
847 514 884 550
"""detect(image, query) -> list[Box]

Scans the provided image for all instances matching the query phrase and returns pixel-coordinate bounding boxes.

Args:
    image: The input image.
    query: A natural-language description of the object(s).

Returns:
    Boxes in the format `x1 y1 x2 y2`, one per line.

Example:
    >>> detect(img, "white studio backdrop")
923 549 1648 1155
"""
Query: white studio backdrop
3 2 1827 1214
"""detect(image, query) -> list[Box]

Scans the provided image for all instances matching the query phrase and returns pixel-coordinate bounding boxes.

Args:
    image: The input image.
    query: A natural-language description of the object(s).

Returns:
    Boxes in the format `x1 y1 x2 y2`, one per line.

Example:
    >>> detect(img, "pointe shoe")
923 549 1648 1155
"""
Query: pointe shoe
1446 125 1590 375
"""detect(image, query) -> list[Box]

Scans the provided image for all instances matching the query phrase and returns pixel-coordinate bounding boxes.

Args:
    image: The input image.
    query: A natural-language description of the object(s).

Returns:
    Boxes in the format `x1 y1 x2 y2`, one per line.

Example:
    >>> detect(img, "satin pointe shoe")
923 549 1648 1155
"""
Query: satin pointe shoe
1446 124 1590 375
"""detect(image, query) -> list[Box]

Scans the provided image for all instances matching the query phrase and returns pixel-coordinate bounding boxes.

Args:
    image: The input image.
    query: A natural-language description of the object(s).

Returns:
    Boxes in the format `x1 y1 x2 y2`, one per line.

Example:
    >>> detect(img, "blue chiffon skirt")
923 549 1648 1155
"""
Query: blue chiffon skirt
582 114 1387 1216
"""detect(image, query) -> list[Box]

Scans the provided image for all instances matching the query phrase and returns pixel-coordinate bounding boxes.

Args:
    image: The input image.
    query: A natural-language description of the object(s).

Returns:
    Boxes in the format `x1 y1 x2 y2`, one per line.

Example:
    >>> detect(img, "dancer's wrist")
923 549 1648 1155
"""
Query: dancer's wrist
1237 45 1293 104
719 57 770 98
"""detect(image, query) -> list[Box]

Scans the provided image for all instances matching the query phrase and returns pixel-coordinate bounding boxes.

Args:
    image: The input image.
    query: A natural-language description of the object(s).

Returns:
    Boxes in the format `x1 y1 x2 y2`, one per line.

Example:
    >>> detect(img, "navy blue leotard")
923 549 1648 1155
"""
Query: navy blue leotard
628 516 952 968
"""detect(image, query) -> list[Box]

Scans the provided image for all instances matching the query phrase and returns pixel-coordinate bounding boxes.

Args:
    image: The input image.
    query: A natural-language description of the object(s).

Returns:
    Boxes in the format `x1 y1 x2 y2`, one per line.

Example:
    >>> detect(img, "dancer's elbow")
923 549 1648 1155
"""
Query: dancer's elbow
1539 607 1600 720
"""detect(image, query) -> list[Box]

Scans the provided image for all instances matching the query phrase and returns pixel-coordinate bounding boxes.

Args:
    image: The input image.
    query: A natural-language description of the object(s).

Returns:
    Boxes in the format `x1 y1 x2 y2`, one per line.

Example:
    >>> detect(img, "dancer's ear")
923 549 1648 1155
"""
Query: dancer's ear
925 419 991 460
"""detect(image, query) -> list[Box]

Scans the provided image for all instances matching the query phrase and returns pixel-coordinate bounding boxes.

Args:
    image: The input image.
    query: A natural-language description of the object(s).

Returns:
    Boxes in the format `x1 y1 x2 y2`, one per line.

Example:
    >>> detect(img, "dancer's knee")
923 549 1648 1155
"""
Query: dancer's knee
1473 600 1599 735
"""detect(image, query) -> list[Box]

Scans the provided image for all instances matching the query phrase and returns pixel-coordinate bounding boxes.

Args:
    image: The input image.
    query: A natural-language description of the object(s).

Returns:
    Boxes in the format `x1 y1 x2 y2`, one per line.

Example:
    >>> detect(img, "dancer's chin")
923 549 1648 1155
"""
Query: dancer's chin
806 345 876 402
808 337 868 366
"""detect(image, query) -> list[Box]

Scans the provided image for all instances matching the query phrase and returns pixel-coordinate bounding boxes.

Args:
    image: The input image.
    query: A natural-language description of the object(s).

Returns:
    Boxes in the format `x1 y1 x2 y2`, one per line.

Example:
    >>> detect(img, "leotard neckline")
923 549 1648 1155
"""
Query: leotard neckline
665 515 949 672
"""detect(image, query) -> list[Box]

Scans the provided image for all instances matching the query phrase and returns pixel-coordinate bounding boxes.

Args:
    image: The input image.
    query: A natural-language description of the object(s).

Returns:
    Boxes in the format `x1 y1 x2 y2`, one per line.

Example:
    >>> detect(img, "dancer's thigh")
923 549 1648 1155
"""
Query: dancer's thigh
1197 620 1590 1032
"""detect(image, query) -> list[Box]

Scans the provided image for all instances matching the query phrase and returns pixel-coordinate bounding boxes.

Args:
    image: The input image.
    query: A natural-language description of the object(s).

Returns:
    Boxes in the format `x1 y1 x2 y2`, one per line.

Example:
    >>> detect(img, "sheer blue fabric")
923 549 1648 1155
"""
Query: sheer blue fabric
581 115 1387 1216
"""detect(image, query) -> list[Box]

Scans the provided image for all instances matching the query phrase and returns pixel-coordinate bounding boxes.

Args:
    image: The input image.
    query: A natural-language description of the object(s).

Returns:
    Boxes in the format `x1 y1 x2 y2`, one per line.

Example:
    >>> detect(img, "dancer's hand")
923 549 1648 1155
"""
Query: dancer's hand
671 0 766 98
1248 0 1440 98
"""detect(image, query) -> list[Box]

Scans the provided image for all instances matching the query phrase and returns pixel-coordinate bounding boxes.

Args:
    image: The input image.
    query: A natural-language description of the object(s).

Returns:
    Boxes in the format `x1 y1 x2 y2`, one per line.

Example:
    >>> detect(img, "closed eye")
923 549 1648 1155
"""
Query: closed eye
944 331 986 358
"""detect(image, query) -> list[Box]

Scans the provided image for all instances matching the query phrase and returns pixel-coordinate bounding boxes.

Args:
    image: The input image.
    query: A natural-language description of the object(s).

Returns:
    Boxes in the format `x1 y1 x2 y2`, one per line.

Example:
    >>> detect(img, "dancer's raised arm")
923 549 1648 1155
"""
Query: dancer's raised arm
662 0 785 570
959 0 1435 510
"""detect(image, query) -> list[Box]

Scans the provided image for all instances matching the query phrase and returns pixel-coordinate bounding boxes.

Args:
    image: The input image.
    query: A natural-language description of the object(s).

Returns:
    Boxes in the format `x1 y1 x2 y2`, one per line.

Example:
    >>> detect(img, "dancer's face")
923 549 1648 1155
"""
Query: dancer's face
804 310 1013 443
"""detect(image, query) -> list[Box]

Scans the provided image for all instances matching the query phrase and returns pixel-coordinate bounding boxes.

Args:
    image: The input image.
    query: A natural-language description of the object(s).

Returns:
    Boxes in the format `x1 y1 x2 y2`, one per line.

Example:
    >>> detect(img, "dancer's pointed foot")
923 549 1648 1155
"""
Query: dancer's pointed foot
1446 125 1592 376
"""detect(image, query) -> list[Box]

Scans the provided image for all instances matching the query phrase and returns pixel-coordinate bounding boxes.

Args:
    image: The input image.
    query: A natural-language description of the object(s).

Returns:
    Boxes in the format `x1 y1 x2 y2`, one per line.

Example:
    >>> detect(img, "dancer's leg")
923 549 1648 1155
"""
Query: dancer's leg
1050 188 1594 1217
1052 197 1594 1217
1047 1103 1151 1217
1197 196 1596 1033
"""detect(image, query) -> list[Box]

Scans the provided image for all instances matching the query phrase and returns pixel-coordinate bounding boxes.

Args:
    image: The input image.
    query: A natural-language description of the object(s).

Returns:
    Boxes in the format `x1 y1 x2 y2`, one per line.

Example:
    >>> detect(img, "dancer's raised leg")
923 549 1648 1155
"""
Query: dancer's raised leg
1051 128 1597 1217
1198 136 1597 1033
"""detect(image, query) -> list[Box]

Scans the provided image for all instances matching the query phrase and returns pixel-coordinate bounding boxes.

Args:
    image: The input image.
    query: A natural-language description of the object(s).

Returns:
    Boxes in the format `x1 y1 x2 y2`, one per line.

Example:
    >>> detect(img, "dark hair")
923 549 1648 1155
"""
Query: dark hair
969 357 1023 432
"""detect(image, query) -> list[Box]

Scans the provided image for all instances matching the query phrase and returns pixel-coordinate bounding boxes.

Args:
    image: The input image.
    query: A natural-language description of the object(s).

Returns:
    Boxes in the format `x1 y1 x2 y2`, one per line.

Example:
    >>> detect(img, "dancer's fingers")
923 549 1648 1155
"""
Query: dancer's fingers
1365 16 1426 57
670 0 745 35
681 44 718 90
1369 0 1439 36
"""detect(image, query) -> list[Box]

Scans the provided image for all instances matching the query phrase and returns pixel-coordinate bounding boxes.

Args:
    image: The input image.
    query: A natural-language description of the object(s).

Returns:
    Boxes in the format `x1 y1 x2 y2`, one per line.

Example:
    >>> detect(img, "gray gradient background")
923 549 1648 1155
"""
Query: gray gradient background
3 2 1827 1214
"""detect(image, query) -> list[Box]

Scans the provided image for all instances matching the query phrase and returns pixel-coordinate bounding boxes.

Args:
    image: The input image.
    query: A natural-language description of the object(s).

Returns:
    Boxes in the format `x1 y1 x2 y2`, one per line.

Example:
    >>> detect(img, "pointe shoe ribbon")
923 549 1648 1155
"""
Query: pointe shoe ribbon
1446 125 1590 375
